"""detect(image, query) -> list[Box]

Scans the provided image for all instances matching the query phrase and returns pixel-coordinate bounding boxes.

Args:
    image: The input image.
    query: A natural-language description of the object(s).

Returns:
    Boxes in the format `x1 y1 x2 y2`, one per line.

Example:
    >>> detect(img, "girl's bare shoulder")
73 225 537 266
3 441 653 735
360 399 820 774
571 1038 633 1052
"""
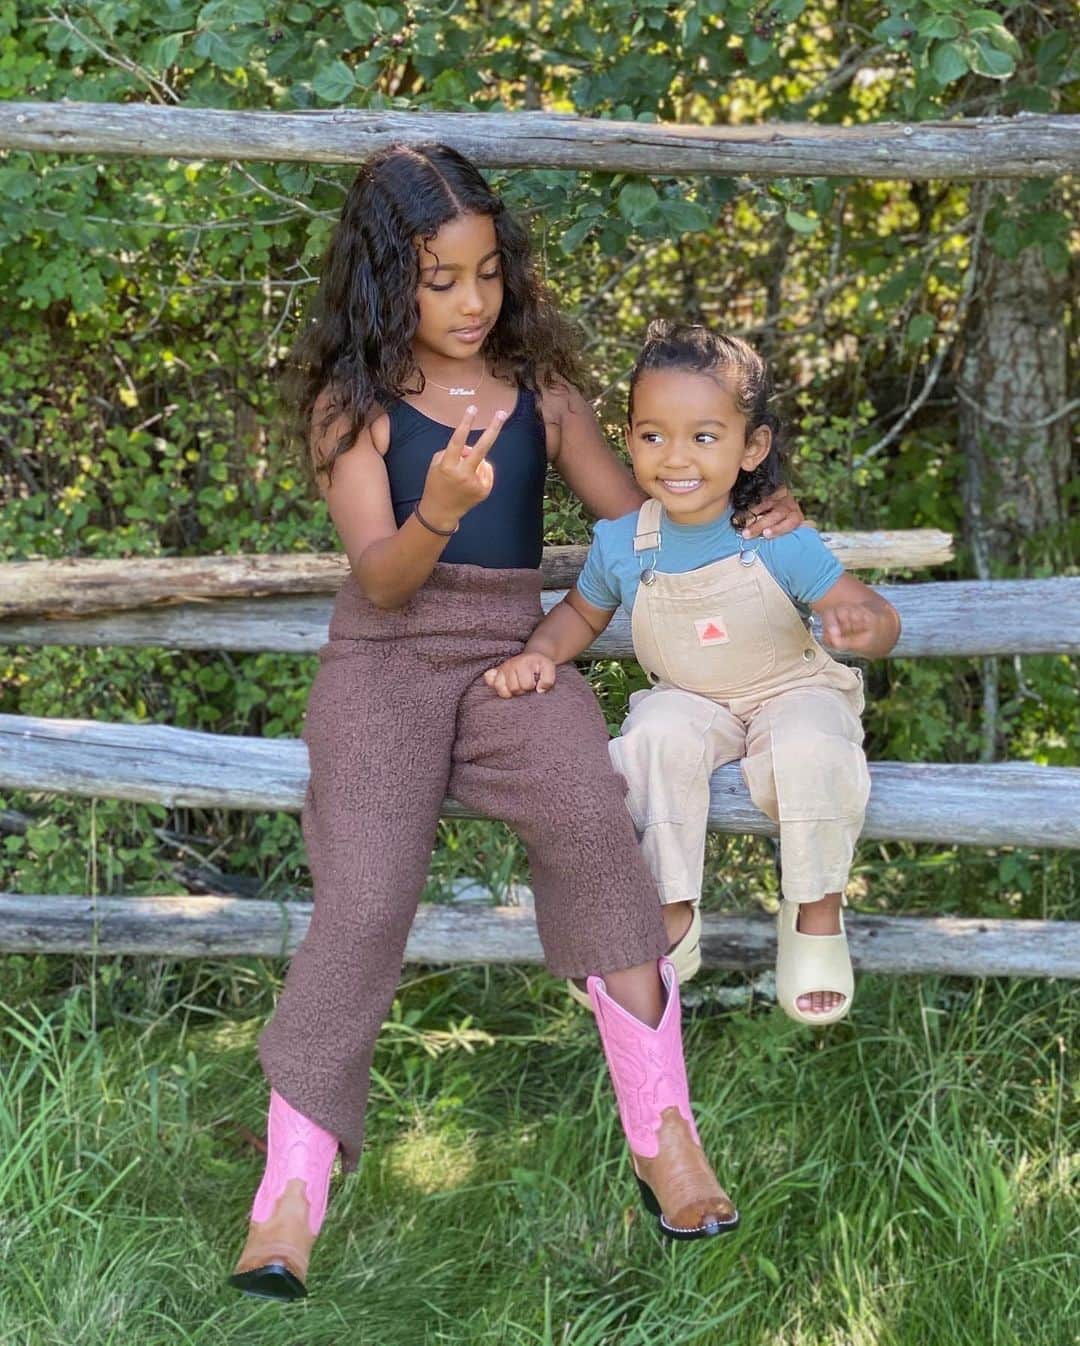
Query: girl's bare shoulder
312 385 391 465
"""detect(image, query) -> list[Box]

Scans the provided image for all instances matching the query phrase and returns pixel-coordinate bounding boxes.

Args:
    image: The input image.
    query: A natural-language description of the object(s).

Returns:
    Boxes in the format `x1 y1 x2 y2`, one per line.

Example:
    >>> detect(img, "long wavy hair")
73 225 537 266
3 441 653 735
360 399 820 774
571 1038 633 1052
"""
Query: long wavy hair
626 321 784 527
284 143 587 479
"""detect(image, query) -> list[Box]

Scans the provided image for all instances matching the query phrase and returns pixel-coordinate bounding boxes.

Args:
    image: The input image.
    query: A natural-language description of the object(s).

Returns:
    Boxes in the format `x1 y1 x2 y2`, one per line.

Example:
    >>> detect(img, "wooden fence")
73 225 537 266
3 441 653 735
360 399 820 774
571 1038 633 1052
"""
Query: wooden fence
2 101 1078 978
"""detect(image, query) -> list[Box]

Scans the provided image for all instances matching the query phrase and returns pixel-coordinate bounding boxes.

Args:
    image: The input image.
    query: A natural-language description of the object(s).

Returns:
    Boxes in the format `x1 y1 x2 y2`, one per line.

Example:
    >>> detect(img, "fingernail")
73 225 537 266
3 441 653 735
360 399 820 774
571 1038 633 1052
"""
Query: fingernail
742 529 751 539
496 409 508 420
466 405 477 415
763 528 773 538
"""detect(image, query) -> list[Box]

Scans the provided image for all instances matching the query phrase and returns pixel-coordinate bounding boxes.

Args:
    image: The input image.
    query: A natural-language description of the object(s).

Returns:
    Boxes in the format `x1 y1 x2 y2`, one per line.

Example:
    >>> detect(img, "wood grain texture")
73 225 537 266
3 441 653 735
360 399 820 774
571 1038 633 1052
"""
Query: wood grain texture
1 893 1076 977
2 103 1079 178
3 579 1076 658
0 531 953 619
2 714 1077 848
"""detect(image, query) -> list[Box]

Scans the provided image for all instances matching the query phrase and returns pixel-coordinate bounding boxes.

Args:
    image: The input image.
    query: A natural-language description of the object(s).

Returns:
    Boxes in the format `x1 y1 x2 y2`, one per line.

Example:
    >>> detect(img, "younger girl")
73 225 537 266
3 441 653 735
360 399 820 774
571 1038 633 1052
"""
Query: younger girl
229 150 807 1299
486 323 901 1028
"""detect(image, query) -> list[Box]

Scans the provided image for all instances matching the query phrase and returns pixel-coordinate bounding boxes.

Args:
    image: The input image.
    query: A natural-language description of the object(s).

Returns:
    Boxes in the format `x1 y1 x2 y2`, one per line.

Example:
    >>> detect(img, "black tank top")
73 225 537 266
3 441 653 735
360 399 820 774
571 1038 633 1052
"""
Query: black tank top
385 387 547 569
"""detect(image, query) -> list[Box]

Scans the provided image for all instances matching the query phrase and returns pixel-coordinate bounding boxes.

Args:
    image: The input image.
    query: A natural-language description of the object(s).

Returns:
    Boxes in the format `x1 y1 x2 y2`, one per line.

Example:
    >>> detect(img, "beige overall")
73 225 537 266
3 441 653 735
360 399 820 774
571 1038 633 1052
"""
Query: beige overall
608 500 870 907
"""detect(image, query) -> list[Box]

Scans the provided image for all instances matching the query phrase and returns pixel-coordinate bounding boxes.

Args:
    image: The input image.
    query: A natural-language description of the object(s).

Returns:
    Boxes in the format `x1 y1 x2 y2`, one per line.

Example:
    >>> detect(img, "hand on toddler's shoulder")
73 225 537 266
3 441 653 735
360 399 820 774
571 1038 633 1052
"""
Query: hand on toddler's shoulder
483 653 557 699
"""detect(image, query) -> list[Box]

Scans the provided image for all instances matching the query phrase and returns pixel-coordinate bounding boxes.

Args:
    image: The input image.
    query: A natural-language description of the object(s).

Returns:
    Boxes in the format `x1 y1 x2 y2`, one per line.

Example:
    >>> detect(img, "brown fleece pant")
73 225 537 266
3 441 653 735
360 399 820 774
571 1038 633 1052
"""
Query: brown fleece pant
259 564 667 1169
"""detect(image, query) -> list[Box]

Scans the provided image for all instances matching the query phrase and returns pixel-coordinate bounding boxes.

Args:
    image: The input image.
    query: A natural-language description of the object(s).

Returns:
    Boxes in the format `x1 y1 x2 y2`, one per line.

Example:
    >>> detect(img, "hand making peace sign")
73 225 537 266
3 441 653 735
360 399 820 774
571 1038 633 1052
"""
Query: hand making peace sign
417 404 506 533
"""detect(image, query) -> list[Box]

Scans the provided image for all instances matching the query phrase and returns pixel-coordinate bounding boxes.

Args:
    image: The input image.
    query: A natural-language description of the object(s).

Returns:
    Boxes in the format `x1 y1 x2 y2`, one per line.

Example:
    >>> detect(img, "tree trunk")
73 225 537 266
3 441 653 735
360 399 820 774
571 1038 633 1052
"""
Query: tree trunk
959 198 1071 562
958 189 1073 761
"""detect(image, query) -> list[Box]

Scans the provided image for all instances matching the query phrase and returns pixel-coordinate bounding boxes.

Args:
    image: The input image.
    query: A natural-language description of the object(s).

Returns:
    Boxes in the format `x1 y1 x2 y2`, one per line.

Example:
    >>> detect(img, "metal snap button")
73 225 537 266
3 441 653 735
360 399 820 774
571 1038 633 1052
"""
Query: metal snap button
802 648 815 662
641 568 657 586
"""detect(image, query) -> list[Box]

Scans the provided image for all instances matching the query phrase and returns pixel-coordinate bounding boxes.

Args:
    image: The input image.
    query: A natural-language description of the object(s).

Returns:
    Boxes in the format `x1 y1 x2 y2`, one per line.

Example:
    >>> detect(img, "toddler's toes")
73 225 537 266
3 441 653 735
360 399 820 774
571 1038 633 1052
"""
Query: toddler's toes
795 989 847 1016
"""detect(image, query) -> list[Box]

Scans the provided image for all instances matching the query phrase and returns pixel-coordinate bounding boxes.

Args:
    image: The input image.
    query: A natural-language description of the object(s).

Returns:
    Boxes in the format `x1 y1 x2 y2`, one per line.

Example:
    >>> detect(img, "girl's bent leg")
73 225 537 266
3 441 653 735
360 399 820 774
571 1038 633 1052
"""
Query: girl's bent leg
449 664 668 979
451 673 734 1238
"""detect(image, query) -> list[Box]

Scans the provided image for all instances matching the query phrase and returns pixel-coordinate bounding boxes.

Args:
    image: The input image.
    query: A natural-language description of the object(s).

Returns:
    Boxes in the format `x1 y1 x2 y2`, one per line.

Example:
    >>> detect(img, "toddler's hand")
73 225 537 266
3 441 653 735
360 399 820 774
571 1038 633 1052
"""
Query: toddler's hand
820 603 881 654
483 653 557 699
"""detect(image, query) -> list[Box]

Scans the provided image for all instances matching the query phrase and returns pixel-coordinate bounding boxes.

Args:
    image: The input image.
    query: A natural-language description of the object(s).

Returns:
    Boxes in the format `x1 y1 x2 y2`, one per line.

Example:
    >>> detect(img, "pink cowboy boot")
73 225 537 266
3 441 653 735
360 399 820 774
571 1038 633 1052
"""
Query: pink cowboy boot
587 957 739 1240
228 1089 338 1300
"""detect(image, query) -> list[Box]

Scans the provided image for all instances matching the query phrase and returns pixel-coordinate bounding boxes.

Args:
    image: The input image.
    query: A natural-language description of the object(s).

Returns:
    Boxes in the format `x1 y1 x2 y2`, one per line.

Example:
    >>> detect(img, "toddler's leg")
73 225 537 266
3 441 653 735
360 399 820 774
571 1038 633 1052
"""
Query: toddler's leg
742 686 869 1022
610 686 745 974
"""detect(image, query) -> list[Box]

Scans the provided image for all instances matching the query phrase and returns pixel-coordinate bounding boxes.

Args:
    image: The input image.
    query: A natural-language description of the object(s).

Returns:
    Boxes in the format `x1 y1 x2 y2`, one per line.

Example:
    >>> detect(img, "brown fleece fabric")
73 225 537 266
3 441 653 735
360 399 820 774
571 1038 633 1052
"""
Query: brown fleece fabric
259 563 667 1171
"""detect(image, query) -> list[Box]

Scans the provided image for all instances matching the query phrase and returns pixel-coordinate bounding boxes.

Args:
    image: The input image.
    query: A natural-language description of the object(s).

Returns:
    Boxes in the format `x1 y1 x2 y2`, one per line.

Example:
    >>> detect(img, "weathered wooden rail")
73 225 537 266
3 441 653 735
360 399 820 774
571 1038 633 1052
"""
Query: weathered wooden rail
0 532 954 618
3 579 1077 659
3 716 1078 850
3 103 1079 179
2 893 1076 979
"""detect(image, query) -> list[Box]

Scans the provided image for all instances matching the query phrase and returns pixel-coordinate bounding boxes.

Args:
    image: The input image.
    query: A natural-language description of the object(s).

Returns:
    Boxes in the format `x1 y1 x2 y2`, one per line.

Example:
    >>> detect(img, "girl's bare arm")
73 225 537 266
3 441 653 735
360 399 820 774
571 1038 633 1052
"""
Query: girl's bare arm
542 380 644 520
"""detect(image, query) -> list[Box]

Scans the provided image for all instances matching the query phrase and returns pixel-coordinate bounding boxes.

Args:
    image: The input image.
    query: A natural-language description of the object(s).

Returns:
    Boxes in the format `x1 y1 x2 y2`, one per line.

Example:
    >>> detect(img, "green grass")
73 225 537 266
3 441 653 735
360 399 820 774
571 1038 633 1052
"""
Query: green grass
0 966 1076 1346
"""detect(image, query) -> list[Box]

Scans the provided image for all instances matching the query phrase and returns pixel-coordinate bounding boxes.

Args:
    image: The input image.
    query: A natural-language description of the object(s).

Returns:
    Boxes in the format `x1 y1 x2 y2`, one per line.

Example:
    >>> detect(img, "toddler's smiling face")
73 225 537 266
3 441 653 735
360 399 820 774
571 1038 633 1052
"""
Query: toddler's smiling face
626 368 772 526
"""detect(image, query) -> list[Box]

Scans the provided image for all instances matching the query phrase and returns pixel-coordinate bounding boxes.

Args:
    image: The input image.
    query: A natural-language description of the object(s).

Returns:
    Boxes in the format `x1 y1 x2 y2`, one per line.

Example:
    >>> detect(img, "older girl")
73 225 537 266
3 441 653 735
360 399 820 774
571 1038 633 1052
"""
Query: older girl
229 151 806 1299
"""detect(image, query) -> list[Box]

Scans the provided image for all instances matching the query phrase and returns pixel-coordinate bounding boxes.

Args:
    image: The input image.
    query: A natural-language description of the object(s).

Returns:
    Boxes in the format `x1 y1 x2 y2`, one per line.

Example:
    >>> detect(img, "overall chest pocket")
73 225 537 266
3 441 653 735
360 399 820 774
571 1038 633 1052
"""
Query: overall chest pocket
648 577 776 695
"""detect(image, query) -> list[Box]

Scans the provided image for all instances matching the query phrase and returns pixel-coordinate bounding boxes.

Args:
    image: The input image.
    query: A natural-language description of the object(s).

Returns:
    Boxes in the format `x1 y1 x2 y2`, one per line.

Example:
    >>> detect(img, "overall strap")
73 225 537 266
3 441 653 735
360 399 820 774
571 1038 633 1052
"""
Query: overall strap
633 499 663 554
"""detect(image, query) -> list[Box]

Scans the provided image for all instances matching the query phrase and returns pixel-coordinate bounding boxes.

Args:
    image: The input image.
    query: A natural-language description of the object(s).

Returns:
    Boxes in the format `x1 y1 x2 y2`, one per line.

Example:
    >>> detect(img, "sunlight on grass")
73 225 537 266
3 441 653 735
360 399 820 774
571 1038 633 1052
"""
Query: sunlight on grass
0 971 1075 1344
383 1126 478 1195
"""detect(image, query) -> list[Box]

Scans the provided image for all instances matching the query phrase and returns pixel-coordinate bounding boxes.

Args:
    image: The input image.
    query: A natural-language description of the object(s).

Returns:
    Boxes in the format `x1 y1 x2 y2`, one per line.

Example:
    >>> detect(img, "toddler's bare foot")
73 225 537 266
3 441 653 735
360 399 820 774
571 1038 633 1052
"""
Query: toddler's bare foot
794 893 847 1017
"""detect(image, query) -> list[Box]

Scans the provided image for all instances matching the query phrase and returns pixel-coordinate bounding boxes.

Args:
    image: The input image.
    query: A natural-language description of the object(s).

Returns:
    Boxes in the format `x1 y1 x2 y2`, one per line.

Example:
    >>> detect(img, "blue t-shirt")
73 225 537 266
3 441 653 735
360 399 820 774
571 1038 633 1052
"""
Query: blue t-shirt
576 506 843 614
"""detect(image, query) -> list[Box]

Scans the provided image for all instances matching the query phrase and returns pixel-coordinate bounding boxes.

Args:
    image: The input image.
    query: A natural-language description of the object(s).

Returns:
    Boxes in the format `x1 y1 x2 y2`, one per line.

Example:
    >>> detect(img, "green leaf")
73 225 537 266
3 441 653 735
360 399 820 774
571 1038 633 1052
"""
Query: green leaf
918 15 959 40
192 28 244 69
906 314 935 346
375 5 400 29
1035 31 1069 78
785 208 819 234
873 16 913 41
1041 239 1070 275
144 33 184 68
744 32 773 66
929 40 969 86
617 180 660 225
970 38 1015 80
560 218 594 254
658 199 711 232
312 60 357 103
344 1 378 38
988 217 1021 259
198 0 264 23
965 10 1011 34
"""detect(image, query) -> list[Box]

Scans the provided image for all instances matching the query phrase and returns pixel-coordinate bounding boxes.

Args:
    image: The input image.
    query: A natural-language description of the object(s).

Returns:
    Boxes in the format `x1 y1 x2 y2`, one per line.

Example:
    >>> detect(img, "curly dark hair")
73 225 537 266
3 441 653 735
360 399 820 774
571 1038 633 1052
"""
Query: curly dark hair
284 143 587 479
626 320 784 527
